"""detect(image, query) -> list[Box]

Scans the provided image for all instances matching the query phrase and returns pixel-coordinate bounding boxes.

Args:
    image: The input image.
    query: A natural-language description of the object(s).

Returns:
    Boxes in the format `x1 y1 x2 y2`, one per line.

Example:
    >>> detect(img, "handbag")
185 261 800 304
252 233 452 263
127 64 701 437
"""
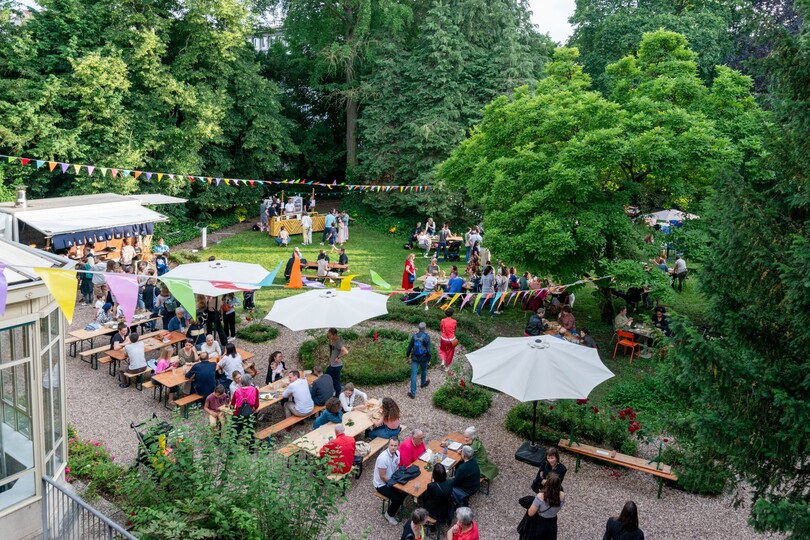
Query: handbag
408 273 415 284
450 338 459 347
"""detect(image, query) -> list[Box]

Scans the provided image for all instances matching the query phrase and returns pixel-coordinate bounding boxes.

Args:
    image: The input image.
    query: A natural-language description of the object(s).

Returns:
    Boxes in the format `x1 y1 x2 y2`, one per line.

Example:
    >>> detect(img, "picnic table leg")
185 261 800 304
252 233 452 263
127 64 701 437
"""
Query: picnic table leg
657 477 663 499
575 455 582 473
91 353 99 370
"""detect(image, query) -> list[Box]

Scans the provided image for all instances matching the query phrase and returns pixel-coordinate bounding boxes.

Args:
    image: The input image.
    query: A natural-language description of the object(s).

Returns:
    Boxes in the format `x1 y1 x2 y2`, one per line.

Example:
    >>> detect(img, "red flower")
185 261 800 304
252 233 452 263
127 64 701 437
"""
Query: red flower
459 380 466 387
618 410 627 420
591 407 600 414
373 332 379 341
629 411 636 420
576 399 588 405
130 511 136 516
549 405 555 410
663 438 669 443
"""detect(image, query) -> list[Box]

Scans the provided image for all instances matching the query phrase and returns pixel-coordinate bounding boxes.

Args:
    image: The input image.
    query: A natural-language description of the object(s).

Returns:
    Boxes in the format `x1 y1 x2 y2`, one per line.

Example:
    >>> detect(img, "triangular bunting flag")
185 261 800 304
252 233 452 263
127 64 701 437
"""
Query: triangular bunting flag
233 179 239 186
110 168 118 178
490 292 502 313
48 161 57 172
34 268 77 323
369 270 392 290
338 274 359 291
224 179 230 185
20 158 30 166
216 178 222 186
168 174 175 181
87 165 95 176
134 171 142 179
100 167 108 177
104 273 138 325
145 172 152 180
73 164 81 174
36 160 45 169
459 293 474 311
122 170 131 177
157 173 163 182
60 163 69 173
286 253 303 289
160 278 197 320
256 260 283 287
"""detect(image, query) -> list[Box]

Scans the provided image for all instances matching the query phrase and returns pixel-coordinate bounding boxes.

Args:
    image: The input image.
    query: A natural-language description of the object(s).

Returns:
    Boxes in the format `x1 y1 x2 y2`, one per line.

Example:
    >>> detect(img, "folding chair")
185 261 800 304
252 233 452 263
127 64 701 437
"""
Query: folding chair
613 330 640 363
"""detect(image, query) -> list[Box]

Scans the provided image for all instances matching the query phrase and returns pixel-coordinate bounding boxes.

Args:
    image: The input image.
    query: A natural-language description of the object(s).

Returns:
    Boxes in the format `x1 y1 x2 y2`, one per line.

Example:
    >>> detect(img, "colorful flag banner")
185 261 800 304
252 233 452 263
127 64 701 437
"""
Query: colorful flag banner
160 278 197 320
34 268 77 323
286 253 303 289
104 273 139 325
256 261 283 287
459 293 474 311
369 270 392 290
338 274 358 291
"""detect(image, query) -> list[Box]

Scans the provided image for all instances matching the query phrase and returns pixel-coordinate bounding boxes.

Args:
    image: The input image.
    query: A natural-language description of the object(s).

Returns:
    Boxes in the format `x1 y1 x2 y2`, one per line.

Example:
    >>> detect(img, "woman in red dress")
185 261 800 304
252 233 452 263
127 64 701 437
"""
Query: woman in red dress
402 253 417 290
439 308 458 370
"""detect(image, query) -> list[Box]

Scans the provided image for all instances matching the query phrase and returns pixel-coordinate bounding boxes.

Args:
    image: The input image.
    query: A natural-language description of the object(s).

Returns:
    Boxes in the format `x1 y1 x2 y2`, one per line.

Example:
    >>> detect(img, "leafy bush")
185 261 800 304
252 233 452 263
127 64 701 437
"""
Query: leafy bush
433 383 492 418
236 323 280 343
661 443 730 496
122 413 347 540
605 373 682 432
299 328 437 385
168 250 202 265
66 426 127 501
505 400 639 455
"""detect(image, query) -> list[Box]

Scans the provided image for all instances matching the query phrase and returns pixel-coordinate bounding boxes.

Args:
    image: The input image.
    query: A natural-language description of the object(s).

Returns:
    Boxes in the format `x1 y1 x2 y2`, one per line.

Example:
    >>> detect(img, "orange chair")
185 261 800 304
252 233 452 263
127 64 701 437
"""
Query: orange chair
613 330 640 363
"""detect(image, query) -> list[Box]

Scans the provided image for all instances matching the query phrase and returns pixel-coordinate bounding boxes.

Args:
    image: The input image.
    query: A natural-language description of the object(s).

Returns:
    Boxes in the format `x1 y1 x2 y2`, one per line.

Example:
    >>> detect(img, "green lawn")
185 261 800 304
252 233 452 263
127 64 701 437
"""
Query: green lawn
198 222 707 431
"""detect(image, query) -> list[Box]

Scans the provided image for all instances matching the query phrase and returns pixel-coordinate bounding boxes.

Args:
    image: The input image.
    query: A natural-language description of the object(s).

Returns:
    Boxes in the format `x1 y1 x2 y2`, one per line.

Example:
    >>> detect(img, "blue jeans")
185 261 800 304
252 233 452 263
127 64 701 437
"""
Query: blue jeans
326 365 342 396
437 242 447 261
368 425 402 440
410 357 429 395
465 246 471 262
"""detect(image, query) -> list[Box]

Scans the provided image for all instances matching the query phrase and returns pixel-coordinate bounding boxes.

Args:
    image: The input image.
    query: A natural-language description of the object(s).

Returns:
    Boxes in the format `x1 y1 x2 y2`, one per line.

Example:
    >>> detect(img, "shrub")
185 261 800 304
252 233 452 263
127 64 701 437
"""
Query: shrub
299 328 437 386
433 362 492 417
122 413 346 540
236 323 279 343
661 443 730 496
168 250 202 265
505 400 639 455
66 426 127 501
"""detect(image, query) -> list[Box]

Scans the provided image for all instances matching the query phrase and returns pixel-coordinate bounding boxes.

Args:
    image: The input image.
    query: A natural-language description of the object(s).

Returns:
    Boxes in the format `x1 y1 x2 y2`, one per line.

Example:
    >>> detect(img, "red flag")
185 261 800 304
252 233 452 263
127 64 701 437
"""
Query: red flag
20 158 30 166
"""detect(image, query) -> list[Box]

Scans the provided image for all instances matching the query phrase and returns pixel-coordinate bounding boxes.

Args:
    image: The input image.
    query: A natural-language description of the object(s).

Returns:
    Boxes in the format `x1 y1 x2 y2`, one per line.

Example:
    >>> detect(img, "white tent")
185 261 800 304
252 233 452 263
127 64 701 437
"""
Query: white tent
642 209 699 226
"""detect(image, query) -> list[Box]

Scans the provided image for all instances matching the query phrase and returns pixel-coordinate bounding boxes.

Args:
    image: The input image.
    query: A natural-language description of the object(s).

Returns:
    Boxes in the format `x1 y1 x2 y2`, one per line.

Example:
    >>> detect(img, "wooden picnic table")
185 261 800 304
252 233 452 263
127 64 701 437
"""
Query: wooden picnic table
69 315 159 350
152 348 257 396
302 262 349 271
289 406 379 455
107 331 187 363
256 373 318 412
427 235 464 243
394 432 466 499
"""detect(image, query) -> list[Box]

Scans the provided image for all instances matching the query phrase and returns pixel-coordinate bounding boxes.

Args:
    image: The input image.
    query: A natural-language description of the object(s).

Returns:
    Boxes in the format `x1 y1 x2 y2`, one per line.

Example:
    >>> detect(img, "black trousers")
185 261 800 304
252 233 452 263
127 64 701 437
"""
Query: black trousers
376 485 405 517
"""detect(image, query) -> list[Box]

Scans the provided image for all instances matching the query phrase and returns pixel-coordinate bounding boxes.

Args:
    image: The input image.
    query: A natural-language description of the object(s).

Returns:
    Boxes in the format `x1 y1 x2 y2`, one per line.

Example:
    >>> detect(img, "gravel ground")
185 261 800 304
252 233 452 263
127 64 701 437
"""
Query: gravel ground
63 225 782 539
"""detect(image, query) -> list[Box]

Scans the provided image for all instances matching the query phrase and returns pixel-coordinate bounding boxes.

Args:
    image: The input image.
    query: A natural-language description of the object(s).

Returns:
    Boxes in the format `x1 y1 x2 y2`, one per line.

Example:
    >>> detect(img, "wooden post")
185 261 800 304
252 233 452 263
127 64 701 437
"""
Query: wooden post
281 190 284 204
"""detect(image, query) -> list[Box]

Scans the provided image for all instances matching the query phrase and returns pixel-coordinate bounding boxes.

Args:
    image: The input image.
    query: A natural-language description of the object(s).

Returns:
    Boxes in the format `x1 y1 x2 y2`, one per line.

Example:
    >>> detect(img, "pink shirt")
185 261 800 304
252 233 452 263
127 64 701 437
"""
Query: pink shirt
399 436 426 467
440 317 457 340
155 359 172 374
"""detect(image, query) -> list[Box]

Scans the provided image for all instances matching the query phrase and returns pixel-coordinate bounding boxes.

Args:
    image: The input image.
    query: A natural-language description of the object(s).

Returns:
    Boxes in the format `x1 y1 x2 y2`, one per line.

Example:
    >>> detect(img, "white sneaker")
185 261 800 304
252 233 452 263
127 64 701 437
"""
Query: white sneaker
384 514 398 525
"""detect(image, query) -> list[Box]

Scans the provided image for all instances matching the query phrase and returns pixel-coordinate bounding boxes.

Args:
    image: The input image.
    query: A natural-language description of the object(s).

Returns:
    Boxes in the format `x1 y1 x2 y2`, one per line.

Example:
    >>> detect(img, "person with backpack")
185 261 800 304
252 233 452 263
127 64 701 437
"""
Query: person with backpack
406 322 431 399
79 258 94 305
230 374 259 437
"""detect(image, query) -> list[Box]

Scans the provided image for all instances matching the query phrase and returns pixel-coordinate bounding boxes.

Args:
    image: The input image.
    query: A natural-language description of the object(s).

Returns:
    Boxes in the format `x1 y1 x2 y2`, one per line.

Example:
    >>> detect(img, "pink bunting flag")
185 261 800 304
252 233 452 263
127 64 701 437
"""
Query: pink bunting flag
0 265 7 316
60 163 69 173
104 273 139 325
87 165 95 176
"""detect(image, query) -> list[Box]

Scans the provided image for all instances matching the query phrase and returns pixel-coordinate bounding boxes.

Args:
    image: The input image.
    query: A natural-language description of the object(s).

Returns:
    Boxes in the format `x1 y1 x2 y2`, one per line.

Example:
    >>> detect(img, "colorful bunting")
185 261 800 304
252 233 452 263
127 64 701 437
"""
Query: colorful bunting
338 274 359 291
287 252 303 289
369 270 392 290
33 268 77 323
160 278 197 320
104 273 139 325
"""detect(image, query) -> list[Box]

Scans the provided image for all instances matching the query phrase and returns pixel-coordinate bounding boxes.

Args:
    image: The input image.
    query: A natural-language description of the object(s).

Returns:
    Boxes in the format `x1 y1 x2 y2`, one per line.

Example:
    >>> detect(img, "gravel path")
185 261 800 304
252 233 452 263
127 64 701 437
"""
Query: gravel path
63 228 782 539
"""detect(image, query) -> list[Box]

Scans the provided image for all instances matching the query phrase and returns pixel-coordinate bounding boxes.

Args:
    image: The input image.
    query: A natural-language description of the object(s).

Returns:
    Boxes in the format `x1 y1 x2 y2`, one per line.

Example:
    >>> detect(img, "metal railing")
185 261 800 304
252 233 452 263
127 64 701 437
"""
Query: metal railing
41 476 137 540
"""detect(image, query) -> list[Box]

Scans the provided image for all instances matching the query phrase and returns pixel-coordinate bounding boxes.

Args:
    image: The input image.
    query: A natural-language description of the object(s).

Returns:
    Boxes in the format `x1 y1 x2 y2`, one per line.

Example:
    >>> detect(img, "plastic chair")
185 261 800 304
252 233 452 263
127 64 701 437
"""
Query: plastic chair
613 330 640 363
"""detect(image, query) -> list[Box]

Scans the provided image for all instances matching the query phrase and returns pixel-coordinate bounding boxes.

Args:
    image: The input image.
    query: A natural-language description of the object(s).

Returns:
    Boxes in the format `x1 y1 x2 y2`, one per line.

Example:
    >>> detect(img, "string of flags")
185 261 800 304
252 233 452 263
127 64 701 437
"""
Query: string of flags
0 261 610 325
0 154 434 192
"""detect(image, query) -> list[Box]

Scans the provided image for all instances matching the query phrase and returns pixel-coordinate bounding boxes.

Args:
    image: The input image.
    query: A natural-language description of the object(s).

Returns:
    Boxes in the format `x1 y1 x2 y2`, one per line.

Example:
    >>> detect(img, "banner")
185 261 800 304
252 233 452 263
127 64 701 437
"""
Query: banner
104 273 139 325
369 270 392 290
34 268 77 323
160 278 197 320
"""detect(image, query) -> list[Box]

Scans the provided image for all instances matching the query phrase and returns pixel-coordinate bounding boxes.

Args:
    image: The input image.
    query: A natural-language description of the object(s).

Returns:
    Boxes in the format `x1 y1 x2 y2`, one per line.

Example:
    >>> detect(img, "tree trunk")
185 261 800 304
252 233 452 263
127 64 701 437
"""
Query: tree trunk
346 94 358 169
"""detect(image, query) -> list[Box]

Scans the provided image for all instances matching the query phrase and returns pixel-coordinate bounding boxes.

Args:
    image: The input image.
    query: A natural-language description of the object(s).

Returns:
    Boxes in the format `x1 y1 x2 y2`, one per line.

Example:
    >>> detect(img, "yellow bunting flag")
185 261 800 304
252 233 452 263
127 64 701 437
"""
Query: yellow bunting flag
338 274 358 291
73 164 81 174
34 268 77 323
157 173 163 182
447 293 462 308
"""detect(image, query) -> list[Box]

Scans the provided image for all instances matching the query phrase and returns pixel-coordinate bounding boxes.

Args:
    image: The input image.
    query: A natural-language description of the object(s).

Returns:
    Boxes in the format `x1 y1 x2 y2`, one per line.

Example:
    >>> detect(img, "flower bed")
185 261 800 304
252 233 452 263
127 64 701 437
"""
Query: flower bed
432 363 492 417
299 328 437 386
236 323 279 343
66 426 127 501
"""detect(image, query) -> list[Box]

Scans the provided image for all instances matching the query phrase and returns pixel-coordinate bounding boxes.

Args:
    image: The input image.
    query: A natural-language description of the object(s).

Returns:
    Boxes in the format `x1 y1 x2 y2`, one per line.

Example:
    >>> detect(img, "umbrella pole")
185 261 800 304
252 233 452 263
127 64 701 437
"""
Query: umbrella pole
531 400 537 446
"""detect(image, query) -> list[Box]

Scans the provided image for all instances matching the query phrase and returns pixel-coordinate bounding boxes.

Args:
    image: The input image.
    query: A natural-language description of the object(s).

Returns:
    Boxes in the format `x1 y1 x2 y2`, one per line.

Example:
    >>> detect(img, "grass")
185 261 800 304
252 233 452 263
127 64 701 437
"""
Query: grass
187 221 709 432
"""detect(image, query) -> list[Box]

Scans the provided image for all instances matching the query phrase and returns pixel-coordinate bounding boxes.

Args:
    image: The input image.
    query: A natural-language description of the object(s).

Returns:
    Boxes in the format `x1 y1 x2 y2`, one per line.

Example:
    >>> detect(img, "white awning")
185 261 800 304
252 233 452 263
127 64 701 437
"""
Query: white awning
15 201 168 236
0 239 72 286
128 194 188 205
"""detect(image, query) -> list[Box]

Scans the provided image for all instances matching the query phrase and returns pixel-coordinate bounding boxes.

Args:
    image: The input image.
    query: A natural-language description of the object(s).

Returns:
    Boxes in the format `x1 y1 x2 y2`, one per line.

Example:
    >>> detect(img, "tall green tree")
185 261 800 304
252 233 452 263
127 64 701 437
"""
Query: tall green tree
667 2 809 536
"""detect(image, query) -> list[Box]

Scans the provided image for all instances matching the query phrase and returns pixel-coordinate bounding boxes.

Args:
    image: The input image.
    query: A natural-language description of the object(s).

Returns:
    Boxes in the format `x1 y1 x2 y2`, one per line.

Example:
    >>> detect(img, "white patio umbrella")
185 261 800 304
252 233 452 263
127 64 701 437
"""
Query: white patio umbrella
467 335 614 455
160 260 268 296
643 209 700 224
264 289 389 331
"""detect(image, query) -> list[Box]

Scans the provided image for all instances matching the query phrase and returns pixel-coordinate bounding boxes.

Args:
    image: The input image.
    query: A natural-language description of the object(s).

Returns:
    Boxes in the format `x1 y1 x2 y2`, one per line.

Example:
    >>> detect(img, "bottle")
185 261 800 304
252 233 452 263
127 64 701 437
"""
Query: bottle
443 444 448 457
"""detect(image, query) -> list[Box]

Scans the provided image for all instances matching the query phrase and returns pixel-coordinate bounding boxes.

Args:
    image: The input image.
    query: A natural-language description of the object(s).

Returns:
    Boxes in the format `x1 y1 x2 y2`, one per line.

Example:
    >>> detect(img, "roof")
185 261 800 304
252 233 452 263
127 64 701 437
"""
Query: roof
0 239 73 287
0 192 186 214
8 200 168 236
127 194 187 205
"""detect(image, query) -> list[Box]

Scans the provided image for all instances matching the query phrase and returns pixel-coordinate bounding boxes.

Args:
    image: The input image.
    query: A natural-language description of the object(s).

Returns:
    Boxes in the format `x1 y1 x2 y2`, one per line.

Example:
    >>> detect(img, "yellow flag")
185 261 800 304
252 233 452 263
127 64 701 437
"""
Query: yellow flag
157 173 163 182
73 164 81 174
338 274 358 291
34 268 77 323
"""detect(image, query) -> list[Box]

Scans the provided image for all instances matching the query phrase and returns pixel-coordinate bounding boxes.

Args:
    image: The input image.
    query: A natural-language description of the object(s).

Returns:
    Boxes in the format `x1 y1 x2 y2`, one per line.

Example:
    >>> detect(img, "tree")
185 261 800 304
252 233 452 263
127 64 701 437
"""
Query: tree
666 2 809 536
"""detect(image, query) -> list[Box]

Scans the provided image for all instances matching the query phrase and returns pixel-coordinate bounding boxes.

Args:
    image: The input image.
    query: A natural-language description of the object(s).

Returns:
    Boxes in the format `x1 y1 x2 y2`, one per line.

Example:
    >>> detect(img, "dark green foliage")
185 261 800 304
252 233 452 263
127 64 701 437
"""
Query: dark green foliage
66 426 127 501
505 401 638 456
236 323 280 344
660 444 730 496
299 327 437 385
432 383 492 418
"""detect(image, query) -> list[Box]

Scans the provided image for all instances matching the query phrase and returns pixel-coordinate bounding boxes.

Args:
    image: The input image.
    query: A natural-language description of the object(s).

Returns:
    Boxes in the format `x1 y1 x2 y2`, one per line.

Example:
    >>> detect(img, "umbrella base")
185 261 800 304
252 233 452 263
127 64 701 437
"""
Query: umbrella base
515 441 546 467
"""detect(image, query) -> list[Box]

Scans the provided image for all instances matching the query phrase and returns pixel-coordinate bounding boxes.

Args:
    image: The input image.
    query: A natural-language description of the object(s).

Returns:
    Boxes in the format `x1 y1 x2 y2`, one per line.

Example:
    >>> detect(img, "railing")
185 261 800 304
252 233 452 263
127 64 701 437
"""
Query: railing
41 476 137 540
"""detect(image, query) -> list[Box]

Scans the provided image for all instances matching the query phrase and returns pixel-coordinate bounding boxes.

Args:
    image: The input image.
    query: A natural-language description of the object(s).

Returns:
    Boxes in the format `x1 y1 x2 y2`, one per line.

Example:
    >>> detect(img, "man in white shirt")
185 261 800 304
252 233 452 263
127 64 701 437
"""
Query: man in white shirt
285 199 295 215
373 438 405 525
217 353 244 385
116 332 148 388
282 370 314 417
201 334 222 359
672 255 688 292
301 212 313 245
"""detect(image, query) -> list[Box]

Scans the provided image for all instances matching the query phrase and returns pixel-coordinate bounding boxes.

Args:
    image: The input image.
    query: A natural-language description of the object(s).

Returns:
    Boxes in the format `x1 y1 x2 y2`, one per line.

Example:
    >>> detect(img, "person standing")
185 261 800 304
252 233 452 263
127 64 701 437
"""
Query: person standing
301 211 313 245
520 472 565 540
437 223 451 262
322 209 337 245
406 322 431 399
603 501 644 540
230 374 259 437
341 210 350 242
222 293 237 341
259 200 268 232
672 255 688 292
439 309 458 370
402 253 417 291
326 328 348 396
205 295 226 345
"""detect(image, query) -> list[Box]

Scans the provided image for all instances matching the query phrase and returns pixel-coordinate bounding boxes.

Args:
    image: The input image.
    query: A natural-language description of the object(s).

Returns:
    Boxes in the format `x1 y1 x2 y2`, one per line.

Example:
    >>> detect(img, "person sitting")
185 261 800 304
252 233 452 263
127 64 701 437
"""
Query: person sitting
167 307 190 334
373 438 405 526
409 222 423 249
276 226 290 247
185 352 217 398
115 332 149 389
337 248 349 273
398 429 426 467
579 327 598 349
531 446 568 492
109 322 130 349
265 351 285 384
402 508 429 540
339 383 368 412
284 247 302 280
310 364 334 406
423 463 453 526
426 257 440 276
229 371 243 397
204 384 229 431
448 507 479 540
463 426 498 481
614 307 633 330
282 370 315 418
217 343 244 386
524 308 549 336
317 256 339 280
200 333 222 359
424 271 439 293
553 327 568 340
603 501 645 540
368 397 401 439
446 271 465 294
313 396 343 429
557 305 577 333
186 316 206 348
178 339 199 365
96 302 114 325
418 232 432 258
319 423 356 474
148 346 175 374
451 446 481 506
652 308 671 336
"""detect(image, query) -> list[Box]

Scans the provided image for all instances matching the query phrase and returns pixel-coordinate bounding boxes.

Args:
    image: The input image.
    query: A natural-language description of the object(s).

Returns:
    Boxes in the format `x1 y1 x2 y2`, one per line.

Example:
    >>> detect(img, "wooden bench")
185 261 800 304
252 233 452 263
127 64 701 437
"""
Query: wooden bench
354 427 406 479
174 393 204 418
425 516 442 540
558 438 678 498
123 370 151 391
79 344 115 370
65 336 81 357
254 405 326 441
